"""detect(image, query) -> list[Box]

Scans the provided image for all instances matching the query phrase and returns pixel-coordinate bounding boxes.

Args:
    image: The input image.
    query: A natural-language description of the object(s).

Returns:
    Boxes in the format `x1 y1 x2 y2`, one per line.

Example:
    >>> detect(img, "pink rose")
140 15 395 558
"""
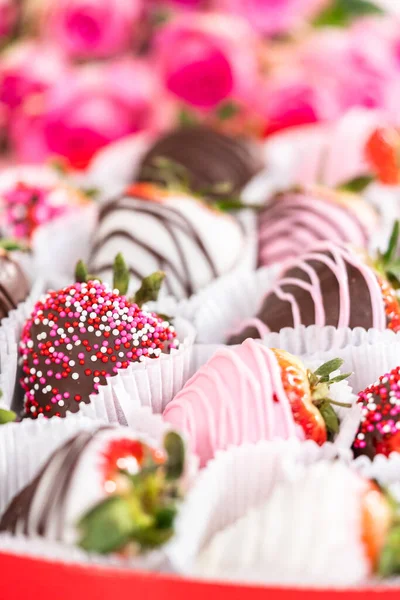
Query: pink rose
260 76 322 136
152 0 208 7
0 41 69 111
153 12 258 110
10 58 167 169
213 0 329 36
0 0 18 39
297 27 396 114
43 0 143 59
256 61 340 136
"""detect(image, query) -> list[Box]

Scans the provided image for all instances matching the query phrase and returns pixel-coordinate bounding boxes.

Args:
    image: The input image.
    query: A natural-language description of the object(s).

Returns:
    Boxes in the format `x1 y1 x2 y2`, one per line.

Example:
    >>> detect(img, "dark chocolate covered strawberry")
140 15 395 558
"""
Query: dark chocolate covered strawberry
229 222 400 344
19 255 178 419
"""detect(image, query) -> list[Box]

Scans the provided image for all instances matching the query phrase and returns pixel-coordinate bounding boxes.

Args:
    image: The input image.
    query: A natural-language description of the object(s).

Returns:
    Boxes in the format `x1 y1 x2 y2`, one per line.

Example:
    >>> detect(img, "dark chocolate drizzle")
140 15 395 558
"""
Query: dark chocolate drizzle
136 126 263 200
89 194 224 298
0 427 111 538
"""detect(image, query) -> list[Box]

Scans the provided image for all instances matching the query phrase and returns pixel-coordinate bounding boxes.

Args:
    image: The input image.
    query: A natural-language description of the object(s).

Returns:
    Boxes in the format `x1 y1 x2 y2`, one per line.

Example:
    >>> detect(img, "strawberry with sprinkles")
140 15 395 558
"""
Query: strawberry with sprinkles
19 255 178 419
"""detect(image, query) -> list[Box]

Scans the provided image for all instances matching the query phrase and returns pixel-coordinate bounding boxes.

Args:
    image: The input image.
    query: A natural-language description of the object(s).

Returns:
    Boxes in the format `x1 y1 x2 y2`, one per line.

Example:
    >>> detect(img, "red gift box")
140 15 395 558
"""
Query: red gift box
0 550 398 600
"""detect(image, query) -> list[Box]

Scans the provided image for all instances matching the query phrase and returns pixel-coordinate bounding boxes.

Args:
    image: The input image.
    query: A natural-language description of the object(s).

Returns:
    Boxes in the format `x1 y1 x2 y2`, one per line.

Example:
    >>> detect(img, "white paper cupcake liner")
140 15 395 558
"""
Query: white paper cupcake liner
171 266 278 344
165 438 352 574
313 339 400 396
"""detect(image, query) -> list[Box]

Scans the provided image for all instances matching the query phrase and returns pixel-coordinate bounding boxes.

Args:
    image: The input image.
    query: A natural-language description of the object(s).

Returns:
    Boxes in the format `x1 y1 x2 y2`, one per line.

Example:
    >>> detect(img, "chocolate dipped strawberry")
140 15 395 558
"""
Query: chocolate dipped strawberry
197 461 400 584
353 365 400 459
19 255 178 419
257 184 377 267
0 427 186 555
88 181 246 299
229 222 400 344
164 339 351 466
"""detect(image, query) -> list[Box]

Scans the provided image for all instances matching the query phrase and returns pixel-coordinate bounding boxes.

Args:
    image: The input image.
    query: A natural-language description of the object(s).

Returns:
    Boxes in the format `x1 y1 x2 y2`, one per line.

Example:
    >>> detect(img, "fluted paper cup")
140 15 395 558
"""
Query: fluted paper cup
165 438 352 574
171 266 278 344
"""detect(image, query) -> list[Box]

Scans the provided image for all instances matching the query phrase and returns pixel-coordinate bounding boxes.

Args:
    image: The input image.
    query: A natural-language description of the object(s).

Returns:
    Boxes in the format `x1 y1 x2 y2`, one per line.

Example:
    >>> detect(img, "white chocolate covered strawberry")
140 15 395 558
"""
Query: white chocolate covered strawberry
196 461 397 586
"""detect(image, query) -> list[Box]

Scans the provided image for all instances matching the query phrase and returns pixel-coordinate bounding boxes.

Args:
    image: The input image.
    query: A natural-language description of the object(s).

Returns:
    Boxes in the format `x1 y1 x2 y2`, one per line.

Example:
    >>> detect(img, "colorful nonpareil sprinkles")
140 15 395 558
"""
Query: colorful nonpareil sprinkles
353 366 400 457
20 280 178 419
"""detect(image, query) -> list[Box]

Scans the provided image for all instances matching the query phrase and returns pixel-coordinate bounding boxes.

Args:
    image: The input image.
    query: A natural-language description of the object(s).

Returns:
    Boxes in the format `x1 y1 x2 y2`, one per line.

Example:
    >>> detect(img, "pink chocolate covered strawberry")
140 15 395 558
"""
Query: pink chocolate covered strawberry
164 339 350 466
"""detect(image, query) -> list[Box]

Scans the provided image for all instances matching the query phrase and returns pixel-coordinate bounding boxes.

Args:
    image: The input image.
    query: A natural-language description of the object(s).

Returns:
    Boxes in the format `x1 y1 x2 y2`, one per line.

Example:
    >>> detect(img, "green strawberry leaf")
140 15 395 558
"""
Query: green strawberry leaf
178 108 199 128
132 526 175 549
313 0 383 28
154 505 177 529
325 373 352 384
379 524 400 577
113 253 130 296
75 260 89 284
314 358 344 379
164 431 185 480
78 495 137 554
382 220 400 265
338 175 374 193
318 401 340 435
134 271 165 307
0 407 16 424
215 101 240 122
0 239 29 252
81 187 99 199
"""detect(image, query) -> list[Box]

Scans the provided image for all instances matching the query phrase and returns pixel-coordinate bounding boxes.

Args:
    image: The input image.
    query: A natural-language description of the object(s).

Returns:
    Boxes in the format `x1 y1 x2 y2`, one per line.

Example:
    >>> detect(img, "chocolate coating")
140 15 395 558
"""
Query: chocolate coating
19 281 178 419
137 126 263 199
0 250 30 320
229 243 384 344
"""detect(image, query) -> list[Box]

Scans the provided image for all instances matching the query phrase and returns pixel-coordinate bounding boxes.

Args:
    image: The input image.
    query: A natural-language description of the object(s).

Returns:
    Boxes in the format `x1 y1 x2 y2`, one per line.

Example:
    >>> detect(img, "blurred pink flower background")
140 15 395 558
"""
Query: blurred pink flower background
0 0 398 169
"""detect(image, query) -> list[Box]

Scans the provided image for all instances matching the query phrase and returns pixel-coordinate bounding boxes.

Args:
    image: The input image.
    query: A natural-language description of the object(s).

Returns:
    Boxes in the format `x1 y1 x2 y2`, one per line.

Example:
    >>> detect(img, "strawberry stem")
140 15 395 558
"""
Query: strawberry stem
314 398 352 408
375 220 400 290
308 358 352 437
